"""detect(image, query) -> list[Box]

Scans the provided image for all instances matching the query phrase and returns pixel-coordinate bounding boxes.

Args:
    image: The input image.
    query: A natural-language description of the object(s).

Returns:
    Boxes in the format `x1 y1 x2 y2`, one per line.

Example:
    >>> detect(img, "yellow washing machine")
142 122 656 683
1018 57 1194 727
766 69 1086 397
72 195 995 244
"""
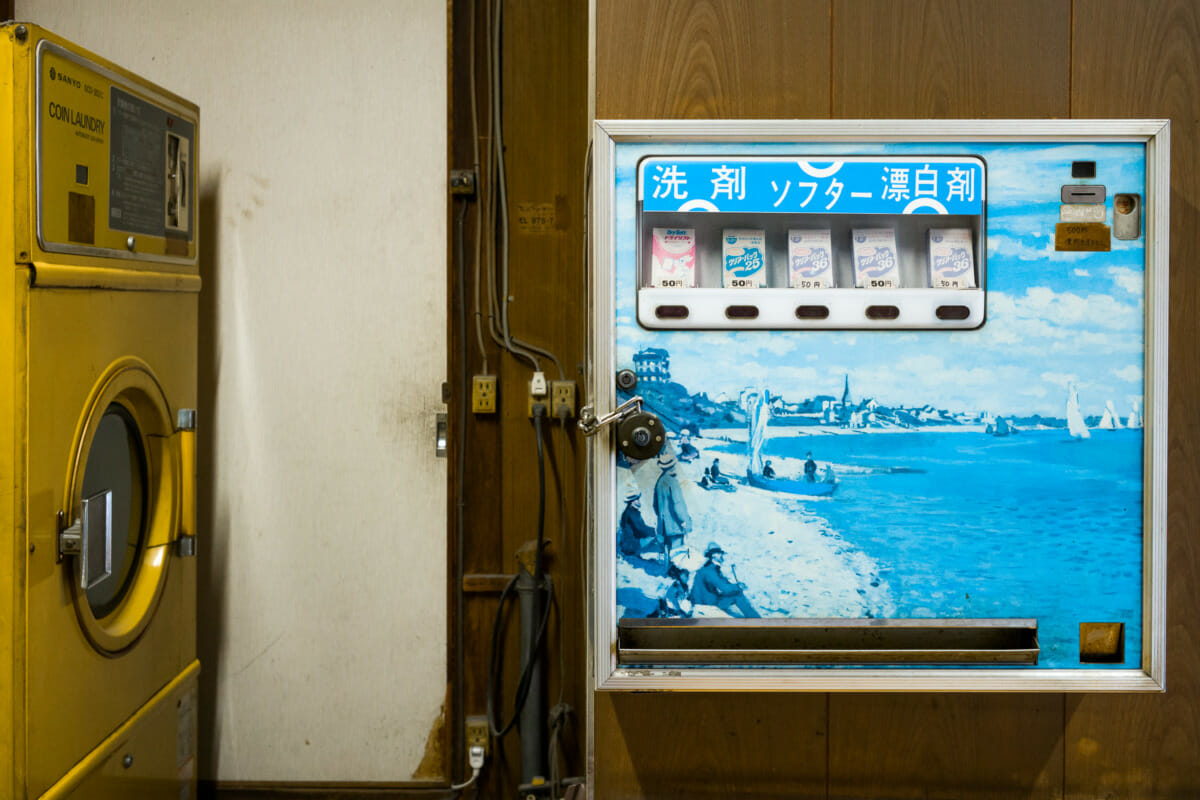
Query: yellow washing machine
1 24 200 799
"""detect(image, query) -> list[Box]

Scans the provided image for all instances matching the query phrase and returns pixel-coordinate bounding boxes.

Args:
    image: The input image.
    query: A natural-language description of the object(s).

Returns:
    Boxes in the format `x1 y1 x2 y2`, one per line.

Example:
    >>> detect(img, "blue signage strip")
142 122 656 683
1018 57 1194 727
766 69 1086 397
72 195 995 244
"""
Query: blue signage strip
639 156 985 215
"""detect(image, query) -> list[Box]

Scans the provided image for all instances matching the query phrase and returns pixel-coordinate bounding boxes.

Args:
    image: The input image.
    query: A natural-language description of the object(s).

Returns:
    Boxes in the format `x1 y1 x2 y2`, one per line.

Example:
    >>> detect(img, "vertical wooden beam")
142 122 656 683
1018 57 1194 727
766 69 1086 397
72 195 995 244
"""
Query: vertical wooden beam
596 0 832 120
1066 2 1200 796
831 0 1071 118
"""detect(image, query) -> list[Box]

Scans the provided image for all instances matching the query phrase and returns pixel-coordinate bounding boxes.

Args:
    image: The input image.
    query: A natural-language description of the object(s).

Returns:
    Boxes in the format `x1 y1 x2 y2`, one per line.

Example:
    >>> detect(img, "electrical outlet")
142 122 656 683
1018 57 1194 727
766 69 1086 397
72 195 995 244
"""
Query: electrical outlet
472 375 497 414
466 715 489 758
528 390 549 419
551 380 576 419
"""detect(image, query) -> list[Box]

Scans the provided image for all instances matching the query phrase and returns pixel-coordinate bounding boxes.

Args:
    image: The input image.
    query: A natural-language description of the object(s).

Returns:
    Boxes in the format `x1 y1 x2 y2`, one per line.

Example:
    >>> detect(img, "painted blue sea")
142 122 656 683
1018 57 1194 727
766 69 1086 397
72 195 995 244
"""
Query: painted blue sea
745 428 1144 669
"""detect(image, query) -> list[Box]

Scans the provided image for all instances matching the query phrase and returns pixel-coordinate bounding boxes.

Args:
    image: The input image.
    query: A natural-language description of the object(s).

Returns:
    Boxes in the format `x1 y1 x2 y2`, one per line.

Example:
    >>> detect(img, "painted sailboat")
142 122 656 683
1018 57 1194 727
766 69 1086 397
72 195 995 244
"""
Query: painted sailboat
1098 400 1118 430
1067 383 1091 439
1128 400 1143 429
741 387 837 496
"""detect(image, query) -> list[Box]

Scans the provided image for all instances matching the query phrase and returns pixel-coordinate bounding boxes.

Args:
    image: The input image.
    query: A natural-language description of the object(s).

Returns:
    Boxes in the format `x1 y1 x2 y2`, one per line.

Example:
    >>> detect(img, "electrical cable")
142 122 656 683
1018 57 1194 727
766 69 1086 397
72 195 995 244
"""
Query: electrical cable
486 406 554 739
477 0 567 380
468 0 488 375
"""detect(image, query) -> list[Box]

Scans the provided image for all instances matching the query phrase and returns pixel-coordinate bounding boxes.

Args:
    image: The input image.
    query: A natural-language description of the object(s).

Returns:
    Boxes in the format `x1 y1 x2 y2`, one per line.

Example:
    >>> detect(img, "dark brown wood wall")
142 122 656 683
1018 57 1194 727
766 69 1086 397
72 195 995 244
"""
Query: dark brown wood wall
590 1 1200 798
449 1 589 797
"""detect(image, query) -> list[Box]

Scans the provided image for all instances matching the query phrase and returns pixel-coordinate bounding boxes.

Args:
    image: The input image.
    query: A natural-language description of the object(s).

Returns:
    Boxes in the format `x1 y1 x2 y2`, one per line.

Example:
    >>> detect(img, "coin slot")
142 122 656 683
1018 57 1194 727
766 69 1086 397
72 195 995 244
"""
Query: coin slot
654 305 689 320
725 305 759 319
795 305 830 320
865 305 900 320
936 305 971 320
1061 184 1106 204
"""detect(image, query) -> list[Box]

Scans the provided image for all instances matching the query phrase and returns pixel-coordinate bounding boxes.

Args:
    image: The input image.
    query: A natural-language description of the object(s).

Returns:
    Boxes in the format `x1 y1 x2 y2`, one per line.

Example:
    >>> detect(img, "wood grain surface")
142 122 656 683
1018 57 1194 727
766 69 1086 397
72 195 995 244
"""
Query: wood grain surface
831 0 1071 119
594 692 827 800
828 694 1064 799
449 0 589 795
588 0 1199 797
596 0 831 119
1065 2 1200 797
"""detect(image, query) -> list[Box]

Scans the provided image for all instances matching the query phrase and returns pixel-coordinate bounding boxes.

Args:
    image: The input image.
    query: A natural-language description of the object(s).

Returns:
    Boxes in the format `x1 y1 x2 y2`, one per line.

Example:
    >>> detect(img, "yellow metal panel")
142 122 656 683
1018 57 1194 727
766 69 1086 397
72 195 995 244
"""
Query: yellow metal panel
41 661 200 800
3 23 200 797
1 26 27 799
25 287 197 797
8 24 199 278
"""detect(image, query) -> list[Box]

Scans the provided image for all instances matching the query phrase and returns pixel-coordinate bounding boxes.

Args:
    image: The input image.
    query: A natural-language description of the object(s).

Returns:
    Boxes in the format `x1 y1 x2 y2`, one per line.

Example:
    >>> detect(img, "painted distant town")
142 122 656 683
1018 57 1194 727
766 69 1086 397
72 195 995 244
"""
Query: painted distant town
627 347 1142 437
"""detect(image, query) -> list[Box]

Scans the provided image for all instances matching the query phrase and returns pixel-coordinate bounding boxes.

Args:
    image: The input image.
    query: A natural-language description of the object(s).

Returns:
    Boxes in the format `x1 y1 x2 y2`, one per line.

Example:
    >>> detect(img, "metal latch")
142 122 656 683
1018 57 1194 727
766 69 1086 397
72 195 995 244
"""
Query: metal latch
578 396 665 461
578 396 647 436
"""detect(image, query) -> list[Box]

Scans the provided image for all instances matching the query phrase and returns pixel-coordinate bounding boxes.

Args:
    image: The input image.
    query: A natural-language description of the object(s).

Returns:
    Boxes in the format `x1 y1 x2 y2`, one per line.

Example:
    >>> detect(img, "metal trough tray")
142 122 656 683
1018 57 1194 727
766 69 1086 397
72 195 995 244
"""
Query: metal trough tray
617 618 1039 666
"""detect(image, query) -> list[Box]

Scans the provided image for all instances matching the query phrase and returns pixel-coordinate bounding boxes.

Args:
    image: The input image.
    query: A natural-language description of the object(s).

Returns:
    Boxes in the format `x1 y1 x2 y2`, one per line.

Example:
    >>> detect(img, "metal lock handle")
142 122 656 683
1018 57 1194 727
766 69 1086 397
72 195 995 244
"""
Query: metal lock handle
578 396 666 460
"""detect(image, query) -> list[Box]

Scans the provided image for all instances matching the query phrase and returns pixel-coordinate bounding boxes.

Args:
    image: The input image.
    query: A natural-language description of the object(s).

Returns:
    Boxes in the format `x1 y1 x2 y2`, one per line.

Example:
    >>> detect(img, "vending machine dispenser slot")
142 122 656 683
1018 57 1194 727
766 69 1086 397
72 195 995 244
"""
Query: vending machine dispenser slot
617 618 1040 666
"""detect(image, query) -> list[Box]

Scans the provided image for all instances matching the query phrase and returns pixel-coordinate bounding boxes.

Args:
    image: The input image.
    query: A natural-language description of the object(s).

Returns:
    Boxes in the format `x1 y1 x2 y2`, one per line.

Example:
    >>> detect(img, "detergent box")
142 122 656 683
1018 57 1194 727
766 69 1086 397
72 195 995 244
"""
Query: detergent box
927 228 976 288
851 228 900 288
787 229 834 288
650 227 696 288
722 229 767 288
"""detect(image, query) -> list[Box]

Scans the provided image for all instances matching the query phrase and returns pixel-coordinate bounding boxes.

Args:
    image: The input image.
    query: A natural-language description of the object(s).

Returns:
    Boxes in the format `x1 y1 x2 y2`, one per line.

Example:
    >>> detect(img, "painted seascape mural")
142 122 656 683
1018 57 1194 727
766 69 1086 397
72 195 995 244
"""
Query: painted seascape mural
611 141 1146 669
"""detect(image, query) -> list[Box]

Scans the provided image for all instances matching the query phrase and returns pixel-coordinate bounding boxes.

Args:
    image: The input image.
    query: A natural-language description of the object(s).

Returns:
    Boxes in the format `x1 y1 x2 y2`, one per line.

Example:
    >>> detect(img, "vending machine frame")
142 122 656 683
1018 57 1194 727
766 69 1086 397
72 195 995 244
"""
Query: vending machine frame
588 119 1168 693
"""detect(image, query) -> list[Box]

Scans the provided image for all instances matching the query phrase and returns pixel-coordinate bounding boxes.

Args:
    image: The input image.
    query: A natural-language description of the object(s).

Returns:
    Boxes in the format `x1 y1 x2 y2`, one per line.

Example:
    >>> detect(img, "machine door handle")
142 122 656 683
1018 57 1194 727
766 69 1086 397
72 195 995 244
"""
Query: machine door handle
58 490 114 590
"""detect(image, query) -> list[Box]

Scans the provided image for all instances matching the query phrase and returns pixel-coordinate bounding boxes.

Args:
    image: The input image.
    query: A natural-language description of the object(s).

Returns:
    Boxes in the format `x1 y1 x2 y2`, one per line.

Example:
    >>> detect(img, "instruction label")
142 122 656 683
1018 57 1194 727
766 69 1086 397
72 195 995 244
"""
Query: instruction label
109 86 195 238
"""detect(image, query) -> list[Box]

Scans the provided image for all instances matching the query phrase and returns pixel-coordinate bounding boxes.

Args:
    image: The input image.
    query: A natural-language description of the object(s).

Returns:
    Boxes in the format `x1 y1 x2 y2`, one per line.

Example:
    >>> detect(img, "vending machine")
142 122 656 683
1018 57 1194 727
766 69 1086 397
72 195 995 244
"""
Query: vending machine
585 120 1167 692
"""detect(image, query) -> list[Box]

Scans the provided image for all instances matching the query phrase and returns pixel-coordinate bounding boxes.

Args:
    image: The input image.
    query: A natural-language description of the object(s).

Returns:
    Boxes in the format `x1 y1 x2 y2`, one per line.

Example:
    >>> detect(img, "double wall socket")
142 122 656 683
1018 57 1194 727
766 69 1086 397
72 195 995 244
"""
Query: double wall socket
466 715 489 757
472 375 497 414
551 380 576 418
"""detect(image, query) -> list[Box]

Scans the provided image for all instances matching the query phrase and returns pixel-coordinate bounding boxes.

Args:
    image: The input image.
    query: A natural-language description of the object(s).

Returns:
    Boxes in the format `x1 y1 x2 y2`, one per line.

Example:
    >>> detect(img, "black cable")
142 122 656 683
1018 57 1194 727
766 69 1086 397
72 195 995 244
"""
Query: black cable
485 574 553 739
486 406 553 739
534 406 546 582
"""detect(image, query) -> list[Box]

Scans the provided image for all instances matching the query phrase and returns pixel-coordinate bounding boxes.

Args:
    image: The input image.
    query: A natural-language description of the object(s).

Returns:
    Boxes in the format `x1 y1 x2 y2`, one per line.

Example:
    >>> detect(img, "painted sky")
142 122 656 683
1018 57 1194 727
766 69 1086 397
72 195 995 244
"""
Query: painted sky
612 140 1147 418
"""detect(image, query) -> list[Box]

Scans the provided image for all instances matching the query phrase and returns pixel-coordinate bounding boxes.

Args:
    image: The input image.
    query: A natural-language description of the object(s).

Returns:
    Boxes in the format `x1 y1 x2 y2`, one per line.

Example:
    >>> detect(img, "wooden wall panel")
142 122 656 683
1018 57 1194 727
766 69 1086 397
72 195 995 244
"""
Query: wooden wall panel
595 0 831 119
1065 2 1200 797
450 0 589 795
586 0 1199 797
831 0 1070 118
594 693 827 800
829 695 1063 800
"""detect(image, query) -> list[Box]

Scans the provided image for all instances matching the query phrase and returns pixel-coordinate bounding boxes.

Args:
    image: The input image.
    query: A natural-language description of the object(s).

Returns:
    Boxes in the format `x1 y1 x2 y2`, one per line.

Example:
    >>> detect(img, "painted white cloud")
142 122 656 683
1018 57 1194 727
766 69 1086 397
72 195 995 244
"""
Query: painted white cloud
1041 371 1079 389
1112 365 1141 382
1074 268 1091 277
988 233 1055 262
1107 266 1143 295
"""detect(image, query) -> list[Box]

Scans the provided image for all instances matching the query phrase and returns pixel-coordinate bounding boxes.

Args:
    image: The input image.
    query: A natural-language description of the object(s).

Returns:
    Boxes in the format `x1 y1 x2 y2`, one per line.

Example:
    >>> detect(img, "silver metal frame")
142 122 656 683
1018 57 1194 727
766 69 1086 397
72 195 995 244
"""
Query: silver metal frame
35 39 198 266
589 119 1169 693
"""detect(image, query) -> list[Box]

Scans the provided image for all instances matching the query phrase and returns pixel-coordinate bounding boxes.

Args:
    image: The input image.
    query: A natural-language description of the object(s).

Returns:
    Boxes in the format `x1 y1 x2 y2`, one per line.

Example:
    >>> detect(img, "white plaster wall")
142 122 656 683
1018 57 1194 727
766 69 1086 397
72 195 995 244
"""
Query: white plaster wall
17 1 448 782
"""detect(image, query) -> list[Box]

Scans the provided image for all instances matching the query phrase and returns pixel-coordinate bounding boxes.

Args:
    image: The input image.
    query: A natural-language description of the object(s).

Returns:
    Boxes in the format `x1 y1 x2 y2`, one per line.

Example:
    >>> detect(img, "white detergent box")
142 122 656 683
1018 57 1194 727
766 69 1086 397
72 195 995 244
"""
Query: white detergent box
926 228 976 288
851 228 900 288
787 229 834 288
650 227 697 288
722 229 767 288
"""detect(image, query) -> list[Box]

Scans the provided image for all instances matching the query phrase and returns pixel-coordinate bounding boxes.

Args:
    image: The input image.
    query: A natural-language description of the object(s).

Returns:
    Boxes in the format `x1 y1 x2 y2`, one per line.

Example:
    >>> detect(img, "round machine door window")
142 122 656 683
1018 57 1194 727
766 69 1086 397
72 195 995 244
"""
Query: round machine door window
79 403 149 619
66 359 182 655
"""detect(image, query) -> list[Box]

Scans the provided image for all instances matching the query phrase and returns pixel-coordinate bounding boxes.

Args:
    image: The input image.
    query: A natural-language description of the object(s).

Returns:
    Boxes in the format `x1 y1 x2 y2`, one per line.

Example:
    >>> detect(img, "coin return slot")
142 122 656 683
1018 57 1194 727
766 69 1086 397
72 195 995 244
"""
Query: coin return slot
865 305 900 320
655 305 689 320
796 305 830 320
936 305 971 320
725 305 760 320
618 618 1039 665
